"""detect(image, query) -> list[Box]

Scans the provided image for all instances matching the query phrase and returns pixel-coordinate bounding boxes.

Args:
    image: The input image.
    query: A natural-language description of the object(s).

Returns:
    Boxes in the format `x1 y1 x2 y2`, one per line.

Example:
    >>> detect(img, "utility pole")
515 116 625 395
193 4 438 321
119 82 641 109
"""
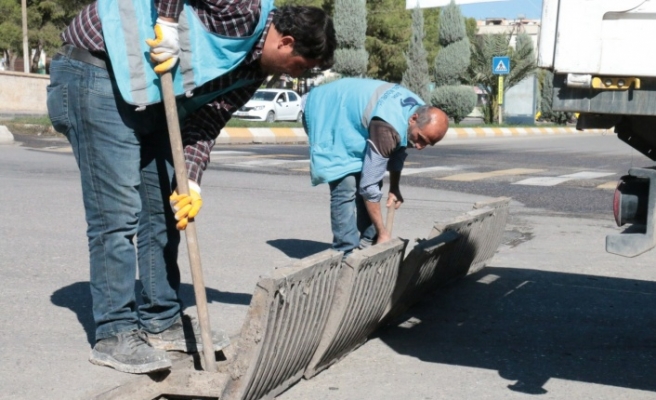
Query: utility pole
21 0 29 73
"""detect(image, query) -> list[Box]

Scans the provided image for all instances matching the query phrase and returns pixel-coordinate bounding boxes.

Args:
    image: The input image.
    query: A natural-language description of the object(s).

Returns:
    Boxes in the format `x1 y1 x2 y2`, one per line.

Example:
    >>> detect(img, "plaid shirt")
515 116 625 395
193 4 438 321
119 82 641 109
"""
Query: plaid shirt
62 0 270 183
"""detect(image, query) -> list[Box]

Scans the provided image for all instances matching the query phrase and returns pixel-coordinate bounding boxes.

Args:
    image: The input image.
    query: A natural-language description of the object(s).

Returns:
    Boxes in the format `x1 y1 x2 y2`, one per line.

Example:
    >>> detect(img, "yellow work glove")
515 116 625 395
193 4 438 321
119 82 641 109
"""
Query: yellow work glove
169 180 202 230
145 18 180 74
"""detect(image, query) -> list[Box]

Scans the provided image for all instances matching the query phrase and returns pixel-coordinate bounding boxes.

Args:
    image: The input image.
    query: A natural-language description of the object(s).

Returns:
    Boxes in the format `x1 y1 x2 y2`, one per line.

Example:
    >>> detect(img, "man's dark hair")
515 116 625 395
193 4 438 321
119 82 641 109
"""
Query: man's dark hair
272 6 336 70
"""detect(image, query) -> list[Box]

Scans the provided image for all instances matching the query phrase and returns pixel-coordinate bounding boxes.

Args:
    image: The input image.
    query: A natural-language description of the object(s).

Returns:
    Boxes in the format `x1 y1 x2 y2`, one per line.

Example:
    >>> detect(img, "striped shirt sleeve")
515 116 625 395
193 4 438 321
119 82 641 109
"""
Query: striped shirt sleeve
181 80 263 183
359 145 387 202
358 118 408 201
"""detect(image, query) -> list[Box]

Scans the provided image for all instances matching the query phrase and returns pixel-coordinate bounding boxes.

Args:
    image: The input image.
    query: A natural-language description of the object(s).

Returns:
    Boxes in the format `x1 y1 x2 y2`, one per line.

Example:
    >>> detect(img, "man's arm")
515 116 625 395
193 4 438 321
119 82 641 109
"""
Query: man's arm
386 147 407 209
156 0 184 20
359 118 404 244
181 81 261 183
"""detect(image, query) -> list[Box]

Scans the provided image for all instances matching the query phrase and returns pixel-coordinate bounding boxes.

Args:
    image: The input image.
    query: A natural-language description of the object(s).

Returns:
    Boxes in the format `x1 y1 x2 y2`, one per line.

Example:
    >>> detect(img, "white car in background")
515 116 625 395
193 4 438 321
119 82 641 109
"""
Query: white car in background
234 89 303 123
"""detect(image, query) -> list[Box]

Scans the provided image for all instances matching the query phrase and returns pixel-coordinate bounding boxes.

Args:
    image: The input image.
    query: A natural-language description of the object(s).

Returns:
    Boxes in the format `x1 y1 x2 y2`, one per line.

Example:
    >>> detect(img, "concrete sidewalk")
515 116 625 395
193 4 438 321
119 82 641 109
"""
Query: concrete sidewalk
215 126 611 144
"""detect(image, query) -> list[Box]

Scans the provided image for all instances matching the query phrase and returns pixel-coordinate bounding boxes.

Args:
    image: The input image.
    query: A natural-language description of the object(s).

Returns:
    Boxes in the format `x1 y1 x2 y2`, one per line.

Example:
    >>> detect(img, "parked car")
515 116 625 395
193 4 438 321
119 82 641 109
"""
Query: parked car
234 89 303 123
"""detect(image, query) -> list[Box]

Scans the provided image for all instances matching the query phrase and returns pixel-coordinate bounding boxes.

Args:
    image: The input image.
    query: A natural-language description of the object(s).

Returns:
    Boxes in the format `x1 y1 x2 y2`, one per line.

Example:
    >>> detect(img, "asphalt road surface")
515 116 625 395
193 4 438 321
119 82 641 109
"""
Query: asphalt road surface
203 132 651 220
3 131 656 400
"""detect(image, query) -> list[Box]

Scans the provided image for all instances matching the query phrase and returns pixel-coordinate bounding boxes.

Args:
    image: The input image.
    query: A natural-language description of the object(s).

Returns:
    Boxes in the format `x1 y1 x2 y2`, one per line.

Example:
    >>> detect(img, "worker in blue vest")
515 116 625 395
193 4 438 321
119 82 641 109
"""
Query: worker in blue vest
304 78 449 255
46 0 335 374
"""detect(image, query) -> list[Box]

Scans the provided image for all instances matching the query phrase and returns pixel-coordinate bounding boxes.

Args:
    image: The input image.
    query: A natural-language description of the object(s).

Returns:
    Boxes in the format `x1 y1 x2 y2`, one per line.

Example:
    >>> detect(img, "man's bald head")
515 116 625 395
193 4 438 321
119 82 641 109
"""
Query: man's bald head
407 106 449 149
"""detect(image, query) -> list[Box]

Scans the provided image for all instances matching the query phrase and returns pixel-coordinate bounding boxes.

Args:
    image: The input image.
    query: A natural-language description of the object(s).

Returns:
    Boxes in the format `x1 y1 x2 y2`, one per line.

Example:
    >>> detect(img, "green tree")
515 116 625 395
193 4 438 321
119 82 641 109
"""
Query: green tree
366 0 440 82
333 0 367 76
365 0 407 81
0 0 22 70
539 69 572 124
401 6 430 102
465 17 477 43
466 31 536 123
275 0 442 82
0 0 93 72
431 0 476 124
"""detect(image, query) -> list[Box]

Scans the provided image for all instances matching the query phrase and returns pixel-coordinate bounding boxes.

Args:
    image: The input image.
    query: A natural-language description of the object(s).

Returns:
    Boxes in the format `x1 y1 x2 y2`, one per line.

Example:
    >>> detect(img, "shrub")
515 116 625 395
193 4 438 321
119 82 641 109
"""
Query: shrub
333 48 369 77
431 85 477 124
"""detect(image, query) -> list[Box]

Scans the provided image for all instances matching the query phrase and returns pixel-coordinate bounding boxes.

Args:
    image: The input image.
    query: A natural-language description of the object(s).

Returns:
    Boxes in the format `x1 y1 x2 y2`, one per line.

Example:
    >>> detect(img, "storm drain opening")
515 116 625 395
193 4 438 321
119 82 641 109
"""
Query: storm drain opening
381 231 459 325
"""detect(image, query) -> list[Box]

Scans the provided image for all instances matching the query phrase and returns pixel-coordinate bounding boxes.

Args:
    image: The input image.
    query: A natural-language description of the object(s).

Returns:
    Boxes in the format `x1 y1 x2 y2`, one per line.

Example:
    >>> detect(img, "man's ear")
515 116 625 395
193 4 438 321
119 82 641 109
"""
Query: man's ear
409 112 419 124
279 36 295 49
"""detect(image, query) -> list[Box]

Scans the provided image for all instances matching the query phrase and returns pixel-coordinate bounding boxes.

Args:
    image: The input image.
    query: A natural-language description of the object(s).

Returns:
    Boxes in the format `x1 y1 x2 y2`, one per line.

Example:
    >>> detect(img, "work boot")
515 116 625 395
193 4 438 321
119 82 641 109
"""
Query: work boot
89 329 171 374
145 314 230 353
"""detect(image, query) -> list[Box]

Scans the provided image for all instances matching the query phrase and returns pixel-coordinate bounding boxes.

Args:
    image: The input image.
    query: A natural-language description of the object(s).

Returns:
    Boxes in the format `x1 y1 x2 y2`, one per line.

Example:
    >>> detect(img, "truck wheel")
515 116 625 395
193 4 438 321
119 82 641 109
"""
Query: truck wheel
265 111 275 123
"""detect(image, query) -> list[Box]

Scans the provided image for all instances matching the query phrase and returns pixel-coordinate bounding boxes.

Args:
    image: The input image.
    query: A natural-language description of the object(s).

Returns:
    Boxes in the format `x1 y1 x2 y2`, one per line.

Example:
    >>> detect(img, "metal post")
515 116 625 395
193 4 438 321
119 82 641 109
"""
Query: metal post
21 0 28 73
498 75 504 125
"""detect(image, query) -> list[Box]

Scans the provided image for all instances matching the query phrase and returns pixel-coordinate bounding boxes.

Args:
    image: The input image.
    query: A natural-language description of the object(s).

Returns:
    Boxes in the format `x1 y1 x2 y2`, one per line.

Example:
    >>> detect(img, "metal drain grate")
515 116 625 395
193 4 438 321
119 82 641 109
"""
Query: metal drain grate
223 250 343 400
304 239 406 379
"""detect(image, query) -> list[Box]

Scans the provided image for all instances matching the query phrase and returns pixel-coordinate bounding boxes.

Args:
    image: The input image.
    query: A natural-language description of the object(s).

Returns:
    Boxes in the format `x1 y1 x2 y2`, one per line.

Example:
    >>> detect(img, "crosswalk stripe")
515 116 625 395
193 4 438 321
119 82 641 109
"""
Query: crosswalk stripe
225 158 308 167
514 171 615 186
559 171 616 179
597 181 618 190
513 177 572 186
397 166 463 176
213 156 618 191
439 168 544 182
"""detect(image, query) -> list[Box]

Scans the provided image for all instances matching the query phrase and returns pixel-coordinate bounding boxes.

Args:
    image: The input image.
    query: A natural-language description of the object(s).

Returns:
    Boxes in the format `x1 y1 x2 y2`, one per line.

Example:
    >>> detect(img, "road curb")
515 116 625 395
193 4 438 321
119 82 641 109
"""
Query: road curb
0 125 15 144
444 126 610 139
215 127 611 145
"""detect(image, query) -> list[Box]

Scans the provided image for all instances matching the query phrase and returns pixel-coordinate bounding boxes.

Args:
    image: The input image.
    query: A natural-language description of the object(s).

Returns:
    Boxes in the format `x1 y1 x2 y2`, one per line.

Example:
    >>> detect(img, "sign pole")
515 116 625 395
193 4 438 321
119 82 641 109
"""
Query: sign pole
498 75 504 125
492 56 509 125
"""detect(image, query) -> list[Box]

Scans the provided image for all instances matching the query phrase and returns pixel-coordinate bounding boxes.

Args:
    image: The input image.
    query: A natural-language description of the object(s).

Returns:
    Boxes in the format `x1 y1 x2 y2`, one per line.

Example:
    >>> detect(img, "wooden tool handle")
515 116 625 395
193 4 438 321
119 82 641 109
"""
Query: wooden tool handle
160 72 217 373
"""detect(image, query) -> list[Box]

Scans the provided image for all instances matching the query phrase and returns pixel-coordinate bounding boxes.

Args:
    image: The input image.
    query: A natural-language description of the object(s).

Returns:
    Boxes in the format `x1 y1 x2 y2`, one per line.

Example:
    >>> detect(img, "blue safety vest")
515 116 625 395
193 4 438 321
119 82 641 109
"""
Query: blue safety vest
96 0 273 115
304 78 423 185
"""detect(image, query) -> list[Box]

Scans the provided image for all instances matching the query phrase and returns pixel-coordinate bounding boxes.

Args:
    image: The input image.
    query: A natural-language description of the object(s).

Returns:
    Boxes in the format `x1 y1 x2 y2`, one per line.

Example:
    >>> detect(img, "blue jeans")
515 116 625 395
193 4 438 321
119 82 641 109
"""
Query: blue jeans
329 173 378 254
47 51 182 341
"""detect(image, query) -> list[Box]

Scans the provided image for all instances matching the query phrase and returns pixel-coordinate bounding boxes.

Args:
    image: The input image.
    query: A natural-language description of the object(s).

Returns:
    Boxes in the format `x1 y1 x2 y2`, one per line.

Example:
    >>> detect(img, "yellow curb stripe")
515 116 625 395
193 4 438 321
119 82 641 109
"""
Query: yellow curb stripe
220 127 613 143
224 128 253 138
597 181 618 190
439 168 545 182
270 128 298 137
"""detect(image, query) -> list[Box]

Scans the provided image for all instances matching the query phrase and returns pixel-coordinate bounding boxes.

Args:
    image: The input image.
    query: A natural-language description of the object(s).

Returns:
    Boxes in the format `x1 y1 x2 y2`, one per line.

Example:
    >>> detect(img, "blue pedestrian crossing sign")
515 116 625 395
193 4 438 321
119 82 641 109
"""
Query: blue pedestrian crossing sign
492 56 510 75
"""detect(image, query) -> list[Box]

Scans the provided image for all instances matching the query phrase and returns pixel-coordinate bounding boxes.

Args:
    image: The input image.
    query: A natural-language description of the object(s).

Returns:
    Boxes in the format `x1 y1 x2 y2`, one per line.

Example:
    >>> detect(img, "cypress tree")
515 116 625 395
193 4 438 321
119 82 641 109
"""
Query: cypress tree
431 0 476 124
540 70 572 124
333 0 368 77
402 6 430 102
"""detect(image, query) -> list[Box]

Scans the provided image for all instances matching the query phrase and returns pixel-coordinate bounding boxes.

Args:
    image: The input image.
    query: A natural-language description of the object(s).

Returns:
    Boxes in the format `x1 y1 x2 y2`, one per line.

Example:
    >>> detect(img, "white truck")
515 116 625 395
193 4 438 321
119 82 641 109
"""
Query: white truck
538 0 656 257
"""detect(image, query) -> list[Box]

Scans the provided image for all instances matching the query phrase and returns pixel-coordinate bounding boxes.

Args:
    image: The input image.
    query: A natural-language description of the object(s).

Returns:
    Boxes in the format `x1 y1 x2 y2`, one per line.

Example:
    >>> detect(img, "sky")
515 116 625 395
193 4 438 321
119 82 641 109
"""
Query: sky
459 0 543 20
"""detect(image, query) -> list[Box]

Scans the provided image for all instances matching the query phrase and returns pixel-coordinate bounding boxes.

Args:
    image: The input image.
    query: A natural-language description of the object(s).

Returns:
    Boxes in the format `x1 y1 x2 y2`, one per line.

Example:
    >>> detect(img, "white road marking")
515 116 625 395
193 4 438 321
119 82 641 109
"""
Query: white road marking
225 159 309 167
513 177 573 186
393 166 463 176
558 171 616 179
439 168 544 182
514 171 615 186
